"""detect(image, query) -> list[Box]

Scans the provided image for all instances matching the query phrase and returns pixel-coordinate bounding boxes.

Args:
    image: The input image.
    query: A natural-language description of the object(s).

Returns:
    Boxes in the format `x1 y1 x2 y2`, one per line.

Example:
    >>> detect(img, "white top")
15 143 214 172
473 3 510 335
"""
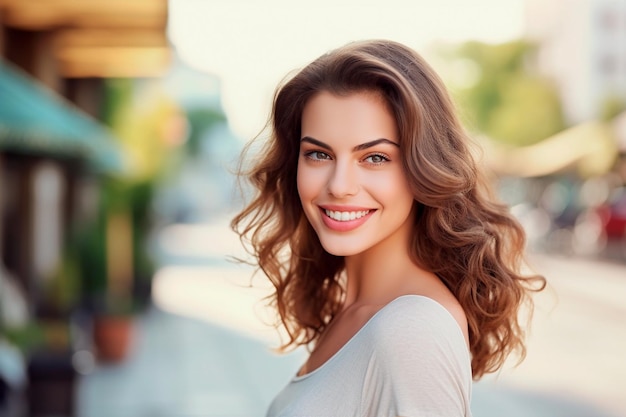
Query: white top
266 295 473 417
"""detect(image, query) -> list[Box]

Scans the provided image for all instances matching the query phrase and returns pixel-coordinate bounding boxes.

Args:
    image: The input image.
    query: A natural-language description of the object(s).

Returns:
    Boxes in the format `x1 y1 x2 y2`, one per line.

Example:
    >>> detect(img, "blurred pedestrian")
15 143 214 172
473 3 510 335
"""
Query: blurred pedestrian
232 39 545 417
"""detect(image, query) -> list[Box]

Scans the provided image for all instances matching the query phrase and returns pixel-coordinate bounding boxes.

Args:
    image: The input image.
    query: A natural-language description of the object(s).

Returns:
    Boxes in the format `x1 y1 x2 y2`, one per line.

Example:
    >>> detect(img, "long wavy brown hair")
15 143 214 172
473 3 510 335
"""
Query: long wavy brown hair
232 39 545 379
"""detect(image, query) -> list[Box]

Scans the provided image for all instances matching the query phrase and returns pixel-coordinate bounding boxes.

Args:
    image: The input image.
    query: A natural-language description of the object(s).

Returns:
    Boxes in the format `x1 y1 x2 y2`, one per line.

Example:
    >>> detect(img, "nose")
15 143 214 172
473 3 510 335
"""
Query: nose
327 160 359 198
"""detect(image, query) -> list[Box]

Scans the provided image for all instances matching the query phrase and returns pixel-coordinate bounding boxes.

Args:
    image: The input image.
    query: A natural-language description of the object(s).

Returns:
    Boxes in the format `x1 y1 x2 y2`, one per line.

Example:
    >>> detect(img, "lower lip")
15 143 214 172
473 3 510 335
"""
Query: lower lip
320 208 375 232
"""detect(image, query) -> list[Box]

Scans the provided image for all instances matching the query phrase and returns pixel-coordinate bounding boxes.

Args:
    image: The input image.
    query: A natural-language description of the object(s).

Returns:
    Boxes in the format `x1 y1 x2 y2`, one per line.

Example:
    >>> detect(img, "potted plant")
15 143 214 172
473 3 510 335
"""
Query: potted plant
80 178 156 364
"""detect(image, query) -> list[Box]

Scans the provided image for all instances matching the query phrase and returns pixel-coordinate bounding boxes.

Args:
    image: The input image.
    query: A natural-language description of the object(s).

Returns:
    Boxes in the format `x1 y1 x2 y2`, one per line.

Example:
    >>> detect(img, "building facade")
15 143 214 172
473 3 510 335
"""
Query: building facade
525 0 626 124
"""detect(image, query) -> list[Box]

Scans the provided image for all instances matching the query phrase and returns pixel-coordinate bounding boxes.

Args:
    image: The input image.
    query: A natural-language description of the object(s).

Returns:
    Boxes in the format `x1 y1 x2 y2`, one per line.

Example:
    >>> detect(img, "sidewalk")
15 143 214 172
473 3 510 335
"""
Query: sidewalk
76 306 304 417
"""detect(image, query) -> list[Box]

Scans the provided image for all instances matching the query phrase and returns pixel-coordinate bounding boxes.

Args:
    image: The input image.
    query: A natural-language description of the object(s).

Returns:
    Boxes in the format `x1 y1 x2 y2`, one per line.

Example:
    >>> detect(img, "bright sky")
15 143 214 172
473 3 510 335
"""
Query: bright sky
168 0 526 140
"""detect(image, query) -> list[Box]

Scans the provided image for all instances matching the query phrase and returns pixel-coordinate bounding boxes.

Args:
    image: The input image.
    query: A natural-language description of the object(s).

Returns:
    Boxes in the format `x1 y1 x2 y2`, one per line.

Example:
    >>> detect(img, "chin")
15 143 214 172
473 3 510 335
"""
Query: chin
319 238 366 257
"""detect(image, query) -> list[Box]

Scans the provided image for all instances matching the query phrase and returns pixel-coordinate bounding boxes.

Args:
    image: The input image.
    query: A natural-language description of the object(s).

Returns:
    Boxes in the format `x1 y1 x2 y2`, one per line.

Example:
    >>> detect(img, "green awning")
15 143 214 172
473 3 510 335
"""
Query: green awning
0 59 124 173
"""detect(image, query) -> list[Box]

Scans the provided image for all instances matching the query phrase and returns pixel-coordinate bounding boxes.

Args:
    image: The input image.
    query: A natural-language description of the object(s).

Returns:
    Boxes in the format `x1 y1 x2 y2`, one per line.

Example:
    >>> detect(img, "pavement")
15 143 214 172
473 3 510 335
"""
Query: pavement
74 220 626 417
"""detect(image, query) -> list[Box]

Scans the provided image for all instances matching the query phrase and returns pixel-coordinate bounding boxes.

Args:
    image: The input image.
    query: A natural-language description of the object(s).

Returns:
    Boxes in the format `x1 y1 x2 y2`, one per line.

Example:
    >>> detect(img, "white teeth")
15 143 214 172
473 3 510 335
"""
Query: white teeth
324 209 370 221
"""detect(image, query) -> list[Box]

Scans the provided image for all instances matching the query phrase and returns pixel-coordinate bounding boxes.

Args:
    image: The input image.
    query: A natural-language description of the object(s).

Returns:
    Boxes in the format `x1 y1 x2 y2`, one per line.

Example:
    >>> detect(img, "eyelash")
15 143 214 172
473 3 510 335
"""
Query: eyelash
363 153 390 165
303 150 391 165
304 150 331 161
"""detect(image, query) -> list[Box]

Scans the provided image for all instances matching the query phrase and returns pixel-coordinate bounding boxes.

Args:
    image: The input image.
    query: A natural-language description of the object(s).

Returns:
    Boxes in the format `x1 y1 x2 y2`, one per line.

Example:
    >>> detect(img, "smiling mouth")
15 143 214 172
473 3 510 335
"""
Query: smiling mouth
324 209 371 222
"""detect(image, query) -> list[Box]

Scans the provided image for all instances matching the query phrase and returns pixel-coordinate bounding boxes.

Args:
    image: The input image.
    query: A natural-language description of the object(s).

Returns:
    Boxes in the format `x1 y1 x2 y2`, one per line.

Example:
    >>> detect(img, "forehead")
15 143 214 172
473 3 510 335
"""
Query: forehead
300 90 398 144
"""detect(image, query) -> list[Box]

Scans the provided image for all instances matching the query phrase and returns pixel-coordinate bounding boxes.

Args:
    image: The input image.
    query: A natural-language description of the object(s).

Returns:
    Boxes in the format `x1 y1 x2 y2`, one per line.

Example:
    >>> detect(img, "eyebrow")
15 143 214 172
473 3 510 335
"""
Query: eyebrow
300 136 399 151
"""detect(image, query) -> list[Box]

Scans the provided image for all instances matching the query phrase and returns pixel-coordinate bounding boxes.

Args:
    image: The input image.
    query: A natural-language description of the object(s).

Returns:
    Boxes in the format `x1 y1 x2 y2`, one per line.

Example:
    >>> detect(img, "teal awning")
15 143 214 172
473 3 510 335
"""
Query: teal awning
0 59 124 173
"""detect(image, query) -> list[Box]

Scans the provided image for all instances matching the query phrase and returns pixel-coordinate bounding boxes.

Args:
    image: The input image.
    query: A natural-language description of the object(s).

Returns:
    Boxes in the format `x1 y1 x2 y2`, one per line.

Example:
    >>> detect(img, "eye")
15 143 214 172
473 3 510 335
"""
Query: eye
304 150 332 161
363 153 390 165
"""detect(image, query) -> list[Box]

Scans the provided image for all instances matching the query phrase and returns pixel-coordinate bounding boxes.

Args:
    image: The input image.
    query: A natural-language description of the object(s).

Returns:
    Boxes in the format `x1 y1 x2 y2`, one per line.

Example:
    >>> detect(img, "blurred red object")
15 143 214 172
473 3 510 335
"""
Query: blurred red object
92 316 134 363
597 190 626 239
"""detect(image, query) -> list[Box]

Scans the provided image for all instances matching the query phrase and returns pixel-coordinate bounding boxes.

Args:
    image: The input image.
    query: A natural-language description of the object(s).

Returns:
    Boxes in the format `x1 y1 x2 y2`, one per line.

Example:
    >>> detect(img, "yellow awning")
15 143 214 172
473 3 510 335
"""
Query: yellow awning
482 121 619 178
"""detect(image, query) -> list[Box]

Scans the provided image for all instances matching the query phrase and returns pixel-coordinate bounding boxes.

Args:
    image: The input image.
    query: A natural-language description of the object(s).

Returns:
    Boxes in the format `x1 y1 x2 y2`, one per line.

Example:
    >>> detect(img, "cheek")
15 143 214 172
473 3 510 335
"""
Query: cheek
296 162 306 200
296 164 315 203
297 162 322 202
365 169 414 206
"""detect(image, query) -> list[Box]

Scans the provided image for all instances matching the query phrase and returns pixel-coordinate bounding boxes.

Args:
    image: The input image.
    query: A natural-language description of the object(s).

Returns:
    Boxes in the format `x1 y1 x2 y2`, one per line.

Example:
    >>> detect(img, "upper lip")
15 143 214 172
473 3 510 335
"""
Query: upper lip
319 205 375 212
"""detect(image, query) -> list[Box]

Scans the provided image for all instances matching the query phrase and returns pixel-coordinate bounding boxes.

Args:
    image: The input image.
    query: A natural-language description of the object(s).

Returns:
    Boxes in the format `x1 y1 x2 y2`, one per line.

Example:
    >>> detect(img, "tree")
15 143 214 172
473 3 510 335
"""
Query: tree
442 40 565 147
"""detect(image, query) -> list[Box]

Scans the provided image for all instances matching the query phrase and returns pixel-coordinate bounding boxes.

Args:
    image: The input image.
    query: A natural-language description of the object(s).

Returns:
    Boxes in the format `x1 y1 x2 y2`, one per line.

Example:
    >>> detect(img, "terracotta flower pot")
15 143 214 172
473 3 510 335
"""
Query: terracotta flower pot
92 315 134 363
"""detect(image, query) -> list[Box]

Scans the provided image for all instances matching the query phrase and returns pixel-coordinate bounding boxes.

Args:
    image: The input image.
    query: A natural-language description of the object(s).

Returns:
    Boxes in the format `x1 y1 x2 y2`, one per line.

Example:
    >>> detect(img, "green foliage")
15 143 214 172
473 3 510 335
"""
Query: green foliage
82 80 161 313
2 322 45 353
446 40 565 146
127 180 156 288
77 178 156 313
76 203 108 301
3 322 45 354
487 74 564 146
5 320 73 353
42 248 81 315
102 79 134 127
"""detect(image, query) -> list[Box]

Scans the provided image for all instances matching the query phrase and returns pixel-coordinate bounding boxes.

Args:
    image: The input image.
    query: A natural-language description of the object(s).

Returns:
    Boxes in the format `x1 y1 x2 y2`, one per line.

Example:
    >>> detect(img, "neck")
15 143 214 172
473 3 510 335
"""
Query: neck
342 216 420 307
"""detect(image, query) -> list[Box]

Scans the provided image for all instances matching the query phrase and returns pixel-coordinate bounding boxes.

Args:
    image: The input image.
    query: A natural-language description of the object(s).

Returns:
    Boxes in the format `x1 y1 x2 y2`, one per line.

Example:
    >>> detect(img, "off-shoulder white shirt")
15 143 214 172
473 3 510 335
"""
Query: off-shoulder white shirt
266 295 473 417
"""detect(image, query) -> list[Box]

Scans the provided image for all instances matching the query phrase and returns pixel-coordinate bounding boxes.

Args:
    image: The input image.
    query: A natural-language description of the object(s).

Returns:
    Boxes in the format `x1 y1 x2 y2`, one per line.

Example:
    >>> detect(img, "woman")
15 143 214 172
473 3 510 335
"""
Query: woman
232 40 545 416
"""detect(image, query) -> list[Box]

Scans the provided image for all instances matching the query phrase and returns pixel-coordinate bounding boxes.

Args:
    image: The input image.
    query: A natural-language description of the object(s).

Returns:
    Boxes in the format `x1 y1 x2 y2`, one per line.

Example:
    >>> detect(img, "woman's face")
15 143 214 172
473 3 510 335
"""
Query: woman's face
297 90 415 257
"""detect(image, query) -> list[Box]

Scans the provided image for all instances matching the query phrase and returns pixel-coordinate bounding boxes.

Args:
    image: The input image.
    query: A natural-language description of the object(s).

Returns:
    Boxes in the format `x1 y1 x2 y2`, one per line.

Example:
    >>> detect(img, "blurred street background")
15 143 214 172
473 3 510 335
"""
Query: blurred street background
1 0 626 416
